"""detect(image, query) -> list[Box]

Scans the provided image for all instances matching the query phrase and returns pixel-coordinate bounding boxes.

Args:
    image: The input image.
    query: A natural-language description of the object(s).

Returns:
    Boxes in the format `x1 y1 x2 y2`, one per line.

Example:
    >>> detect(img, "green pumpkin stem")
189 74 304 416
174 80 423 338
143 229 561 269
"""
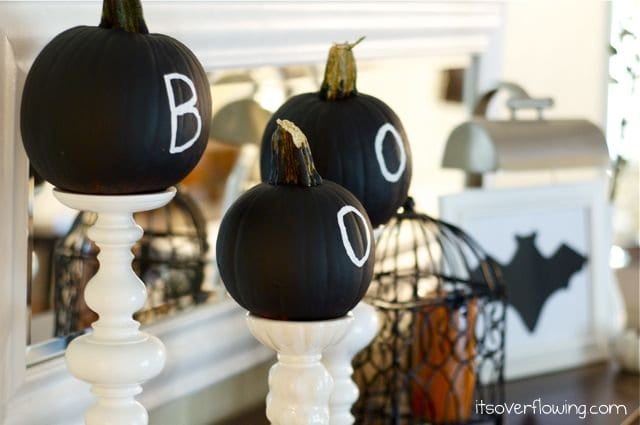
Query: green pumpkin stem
268 119 322 187
320 36 365 101
100 0 149 34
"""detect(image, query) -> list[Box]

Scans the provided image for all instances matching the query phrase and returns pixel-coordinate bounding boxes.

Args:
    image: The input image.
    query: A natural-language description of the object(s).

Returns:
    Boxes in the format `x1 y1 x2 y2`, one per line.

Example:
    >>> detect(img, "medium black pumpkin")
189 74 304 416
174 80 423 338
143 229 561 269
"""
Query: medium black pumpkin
217 120 374 321
21 0 211 194
259 38 412 227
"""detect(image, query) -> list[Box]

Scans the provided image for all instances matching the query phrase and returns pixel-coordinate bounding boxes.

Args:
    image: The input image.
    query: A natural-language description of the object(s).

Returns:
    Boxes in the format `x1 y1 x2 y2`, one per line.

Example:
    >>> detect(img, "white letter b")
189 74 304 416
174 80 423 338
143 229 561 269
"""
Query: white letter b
164 73 202 154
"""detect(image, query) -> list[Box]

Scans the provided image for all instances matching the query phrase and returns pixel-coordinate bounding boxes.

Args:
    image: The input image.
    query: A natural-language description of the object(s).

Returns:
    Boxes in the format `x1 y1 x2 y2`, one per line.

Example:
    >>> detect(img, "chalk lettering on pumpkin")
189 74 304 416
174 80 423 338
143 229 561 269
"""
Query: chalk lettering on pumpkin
164 73 202 154
337 205 371 268
374 123 406 183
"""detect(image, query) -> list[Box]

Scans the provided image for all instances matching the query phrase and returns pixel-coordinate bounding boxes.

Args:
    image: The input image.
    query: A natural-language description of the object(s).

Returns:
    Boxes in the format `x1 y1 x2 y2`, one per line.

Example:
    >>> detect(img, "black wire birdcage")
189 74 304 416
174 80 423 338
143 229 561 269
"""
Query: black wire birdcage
53 187 211 336
353 197 506 425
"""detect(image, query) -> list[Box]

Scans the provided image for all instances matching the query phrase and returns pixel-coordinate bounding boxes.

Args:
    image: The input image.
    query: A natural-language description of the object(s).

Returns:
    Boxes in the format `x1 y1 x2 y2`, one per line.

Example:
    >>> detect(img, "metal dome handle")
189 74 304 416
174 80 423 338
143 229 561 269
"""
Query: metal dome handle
507 97 554 120
473 81 554 121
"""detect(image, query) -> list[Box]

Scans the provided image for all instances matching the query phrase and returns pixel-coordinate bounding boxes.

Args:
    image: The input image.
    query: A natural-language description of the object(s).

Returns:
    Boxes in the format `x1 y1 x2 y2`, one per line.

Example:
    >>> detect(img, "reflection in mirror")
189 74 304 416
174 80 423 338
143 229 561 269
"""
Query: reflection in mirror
54 189 210 333
27 55 470 366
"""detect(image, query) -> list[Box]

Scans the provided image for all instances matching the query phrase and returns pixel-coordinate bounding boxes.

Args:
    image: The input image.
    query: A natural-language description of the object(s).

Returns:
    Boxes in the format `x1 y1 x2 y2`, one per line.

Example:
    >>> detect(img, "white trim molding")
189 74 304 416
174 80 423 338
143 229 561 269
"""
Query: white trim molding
0 34 29 424
0 1 503 70
0 2 503 424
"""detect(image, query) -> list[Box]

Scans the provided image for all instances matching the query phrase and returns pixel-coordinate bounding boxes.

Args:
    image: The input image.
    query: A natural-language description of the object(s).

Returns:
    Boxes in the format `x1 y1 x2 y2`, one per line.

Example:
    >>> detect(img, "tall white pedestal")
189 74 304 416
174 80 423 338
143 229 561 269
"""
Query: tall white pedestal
246 314 353 425
54 187 176 425
323 302 380 425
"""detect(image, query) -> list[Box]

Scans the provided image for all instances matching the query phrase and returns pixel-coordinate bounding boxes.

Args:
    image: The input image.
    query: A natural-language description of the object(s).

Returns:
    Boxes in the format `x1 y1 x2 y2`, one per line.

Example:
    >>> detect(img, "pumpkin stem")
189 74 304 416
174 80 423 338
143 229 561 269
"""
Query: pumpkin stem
320 36 365 100
100 0 149 34
268 119 323 187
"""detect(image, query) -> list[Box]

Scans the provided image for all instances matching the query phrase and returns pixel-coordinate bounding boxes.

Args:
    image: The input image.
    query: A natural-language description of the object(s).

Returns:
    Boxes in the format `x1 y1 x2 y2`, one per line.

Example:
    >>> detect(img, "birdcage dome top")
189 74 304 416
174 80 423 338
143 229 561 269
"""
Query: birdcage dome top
366 197 503 309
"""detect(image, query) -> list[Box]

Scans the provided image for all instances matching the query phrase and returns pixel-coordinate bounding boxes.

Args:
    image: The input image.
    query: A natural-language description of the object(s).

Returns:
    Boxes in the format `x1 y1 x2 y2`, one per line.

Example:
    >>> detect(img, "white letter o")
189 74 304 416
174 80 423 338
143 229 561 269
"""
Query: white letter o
374 122 406 183
337 205 371 268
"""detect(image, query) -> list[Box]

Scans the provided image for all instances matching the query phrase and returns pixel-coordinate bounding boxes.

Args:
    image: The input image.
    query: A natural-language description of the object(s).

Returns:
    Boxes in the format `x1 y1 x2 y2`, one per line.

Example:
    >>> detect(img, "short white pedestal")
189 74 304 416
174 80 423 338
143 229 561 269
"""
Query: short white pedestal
53 187 176 425
323 302 380 425
246 314 353 425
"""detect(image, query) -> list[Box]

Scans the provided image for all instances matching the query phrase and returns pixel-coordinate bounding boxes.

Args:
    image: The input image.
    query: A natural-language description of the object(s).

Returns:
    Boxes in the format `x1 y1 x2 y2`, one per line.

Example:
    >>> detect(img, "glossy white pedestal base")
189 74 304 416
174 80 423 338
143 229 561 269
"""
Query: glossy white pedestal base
54 187 176 425
246 314 353 425
323 302 380 425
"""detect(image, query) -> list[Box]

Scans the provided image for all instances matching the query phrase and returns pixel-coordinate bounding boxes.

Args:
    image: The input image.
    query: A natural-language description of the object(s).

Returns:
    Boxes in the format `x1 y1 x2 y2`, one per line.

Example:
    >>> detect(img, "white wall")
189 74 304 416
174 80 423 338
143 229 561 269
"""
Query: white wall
358 56 470 215
480 0 609 127
363 1 612 216
356 0 611 216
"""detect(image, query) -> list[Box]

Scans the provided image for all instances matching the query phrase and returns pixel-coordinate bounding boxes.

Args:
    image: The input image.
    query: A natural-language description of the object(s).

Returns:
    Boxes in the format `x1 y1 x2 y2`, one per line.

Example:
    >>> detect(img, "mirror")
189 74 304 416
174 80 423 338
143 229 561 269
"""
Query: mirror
26 53 471 365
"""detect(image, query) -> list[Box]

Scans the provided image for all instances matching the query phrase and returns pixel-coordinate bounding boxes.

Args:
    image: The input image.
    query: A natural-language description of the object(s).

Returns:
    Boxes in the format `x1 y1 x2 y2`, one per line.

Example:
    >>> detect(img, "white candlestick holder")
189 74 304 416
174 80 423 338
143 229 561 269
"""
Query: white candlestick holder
323 302 380 425
246 314 353 425
53 187 176 425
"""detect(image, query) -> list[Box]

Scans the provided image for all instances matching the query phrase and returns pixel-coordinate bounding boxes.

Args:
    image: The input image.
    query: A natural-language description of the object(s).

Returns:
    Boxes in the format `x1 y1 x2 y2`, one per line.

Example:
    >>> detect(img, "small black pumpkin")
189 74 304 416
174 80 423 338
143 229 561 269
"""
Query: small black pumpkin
217 120 374 321
21 0 211 194
259 38 412 227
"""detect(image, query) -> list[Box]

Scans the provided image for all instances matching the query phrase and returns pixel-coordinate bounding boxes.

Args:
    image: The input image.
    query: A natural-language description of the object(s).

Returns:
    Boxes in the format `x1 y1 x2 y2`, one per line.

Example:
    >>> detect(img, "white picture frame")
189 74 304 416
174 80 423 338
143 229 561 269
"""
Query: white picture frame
440 180 625 380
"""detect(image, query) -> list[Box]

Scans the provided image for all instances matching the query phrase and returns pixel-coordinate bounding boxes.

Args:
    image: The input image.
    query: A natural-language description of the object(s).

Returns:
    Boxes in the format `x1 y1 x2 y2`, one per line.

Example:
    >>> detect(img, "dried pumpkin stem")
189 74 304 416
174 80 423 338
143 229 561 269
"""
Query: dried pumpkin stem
320 36 365 100
268 119 322 187
100 0 149 34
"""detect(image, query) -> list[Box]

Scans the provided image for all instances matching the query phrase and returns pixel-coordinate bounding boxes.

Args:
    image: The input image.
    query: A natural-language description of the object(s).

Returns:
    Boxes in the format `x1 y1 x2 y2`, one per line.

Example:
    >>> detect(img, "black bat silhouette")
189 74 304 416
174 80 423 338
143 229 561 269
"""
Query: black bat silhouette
474 232 588 332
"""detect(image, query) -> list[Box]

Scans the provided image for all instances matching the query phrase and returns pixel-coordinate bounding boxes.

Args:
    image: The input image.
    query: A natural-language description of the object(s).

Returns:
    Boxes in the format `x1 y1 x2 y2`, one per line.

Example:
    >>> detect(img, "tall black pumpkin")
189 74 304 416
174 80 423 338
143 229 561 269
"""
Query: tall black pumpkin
21 0 211 194
259 39 412 227
217 120 374 321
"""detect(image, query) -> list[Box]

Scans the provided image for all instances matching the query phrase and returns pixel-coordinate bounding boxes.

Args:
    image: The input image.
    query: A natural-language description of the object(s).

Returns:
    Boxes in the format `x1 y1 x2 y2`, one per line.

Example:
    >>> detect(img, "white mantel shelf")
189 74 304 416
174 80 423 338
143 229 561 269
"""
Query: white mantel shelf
0 2 503 424
0 1 502 70
7 299 274 425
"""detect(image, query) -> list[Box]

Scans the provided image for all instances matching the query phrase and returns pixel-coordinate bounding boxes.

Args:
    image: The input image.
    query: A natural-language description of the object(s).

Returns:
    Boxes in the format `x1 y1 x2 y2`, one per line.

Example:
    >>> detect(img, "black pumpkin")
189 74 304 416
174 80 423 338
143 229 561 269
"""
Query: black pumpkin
217 120 374 321
21 0 211 194
259 39 412 227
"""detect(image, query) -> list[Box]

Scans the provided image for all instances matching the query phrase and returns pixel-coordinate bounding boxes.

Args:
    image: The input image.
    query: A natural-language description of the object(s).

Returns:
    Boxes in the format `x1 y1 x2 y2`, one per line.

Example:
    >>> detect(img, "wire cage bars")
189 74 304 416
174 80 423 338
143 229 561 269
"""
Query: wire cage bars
353 197 506 425
53 187 211 336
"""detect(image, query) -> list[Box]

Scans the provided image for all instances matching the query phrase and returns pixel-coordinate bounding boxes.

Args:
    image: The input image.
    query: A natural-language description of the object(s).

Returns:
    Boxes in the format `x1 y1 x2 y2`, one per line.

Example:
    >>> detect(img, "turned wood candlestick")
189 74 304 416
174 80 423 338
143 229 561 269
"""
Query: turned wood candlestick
54 187 176 425
323 302 380 425
246 314 353 425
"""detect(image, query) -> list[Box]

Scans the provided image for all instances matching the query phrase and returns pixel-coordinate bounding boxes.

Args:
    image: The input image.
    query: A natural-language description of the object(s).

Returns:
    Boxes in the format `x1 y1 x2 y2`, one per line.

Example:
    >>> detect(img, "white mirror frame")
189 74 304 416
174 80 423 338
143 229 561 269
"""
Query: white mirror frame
0 2 502 423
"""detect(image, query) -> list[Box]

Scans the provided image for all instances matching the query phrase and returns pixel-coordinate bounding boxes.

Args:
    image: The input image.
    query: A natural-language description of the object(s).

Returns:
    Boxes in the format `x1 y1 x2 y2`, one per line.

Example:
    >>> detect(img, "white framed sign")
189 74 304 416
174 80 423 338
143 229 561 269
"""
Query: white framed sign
440 180 625 379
